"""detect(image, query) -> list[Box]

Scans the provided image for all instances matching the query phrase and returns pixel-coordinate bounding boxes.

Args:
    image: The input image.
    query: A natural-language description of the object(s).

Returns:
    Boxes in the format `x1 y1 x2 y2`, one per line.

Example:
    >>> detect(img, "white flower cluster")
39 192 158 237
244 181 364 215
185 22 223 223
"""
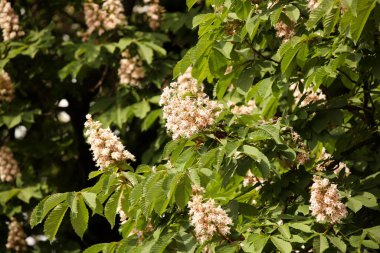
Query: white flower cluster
228 100 256 115
118 50 145 87
84 114 135 170
308 0 320 10
315 147 350 176
0 0 24 41
290 83 326 107
6 217 27 253
0 71 15 103
143 0 165 30
275 21 294 41
0 145 20 182
160 67 222 139
310 176 347 224
188 186 233 243
243 170 264 188
80 0 126 40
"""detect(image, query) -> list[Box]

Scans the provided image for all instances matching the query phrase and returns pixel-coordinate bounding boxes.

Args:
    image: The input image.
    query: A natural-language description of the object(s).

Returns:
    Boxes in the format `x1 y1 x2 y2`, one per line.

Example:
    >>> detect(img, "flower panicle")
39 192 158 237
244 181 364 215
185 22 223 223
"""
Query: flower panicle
84 114 135 170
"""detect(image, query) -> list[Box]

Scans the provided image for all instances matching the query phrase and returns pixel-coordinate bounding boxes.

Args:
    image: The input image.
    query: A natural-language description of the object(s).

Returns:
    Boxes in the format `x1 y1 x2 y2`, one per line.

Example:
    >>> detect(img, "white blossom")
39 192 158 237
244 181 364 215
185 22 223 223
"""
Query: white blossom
84 114 135 170
0 145 20 182
309 176 347 224
118 50 145 87
160 67 222 139
6 217 27 253
0 71 15 103
188 186 233 243
0 0 24 41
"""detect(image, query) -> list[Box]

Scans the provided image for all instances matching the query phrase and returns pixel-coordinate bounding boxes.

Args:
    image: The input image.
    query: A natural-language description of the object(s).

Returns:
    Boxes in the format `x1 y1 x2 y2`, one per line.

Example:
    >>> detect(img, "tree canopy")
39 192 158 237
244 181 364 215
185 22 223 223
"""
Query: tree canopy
0 0 380 252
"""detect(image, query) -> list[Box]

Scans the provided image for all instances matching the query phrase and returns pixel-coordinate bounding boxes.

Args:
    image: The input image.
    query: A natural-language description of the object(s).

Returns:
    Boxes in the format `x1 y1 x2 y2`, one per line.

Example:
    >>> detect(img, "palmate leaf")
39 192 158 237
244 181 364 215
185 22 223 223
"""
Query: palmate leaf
242 145 270 178
151 232 177 253
43 203 69 242
104 188 122 228
271 236 292 253
349 0 376 43
313 235 329 253
70 195 89 239
30 193 67 228
306 0 336 29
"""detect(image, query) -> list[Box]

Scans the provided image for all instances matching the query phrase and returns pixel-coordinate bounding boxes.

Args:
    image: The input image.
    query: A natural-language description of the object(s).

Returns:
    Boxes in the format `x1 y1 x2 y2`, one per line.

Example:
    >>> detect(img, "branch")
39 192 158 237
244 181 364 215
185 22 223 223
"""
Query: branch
90 66 109 92
337 68 357 84
245 39 280 64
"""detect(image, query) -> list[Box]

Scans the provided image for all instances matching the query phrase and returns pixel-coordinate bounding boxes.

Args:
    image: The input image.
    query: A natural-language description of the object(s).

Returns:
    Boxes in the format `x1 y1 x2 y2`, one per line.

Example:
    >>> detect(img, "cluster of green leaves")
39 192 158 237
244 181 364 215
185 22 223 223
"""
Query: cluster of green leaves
2 0 380 252
0 0 199 251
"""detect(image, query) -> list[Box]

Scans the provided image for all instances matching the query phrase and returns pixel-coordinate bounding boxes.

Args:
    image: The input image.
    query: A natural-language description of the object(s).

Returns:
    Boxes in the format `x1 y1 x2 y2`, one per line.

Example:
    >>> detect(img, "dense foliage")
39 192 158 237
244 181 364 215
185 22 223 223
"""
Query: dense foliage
1 0 380 252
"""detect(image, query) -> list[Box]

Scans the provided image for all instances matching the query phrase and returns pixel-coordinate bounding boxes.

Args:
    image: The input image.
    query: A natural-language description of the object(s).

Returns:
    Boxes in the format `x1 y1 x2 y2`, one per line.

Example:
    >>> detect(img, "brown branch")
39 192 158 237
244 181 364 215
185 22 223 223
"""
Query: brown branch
245 39 280 64
90 66 108 92
337 68 357 84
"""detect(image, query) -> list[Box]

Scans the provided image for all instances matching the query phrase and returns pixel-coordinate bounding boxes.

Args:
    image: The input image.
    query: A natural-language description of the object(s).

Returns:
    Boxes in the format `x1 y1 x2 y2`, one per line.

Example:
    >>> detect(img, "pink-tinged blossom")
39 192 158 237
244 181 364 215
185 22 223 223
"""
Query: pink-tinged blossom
243 170 264 188
188 186 233 243
0 0 24 41
0 71 15 103
275 21 295 41
80 0 126 40
0 145 20 182
290 83 326 107
118 50 145 87
160 67 222 139
143 0 164 30
228 100 257 115
84 114 135 170
308 0 320 10
309 176 347 224
6 217 27 253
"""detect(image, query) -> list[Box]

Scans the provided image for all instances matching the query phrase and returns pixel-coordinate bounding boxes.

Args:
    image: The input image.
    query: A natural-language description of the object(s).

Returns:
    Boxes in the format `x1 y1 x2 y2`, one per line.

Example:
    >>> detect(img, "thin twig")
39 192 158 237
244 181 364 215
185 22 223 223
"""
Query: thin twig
246 39 280 64
90 66 108 92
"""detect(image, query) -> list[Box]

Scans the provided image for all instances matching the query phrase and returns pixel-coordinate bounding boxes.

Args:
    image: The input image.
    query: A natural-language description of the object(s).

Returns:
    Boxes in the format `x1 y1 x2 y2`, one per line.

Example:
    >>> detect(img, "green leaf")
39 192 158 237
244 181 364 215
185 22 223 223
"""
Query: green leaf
313 235 329 253
82 192 97 212
350 0 376 43
256 125 282 144
327 235 347 252
352 192 378 208
2 114 22 128
133 100 151 119
242 234 269 253
142 41 166 56
175 175 192 209
105 189 122 228
281 43 302 73
44 203 69 242
271 236 292 253
306 0 335 29
30 193 67 228
137 42 154 64
362 240 379 249
346 197 363 212
208 48 227 77
366 226 380 244
70 195 89 239
83 243 108 253
151 232 176 253
246 16 261 40
0 189 21 204
242 145 270 178
289 223 313 233
142 109 161 131
186 0 198 9
278 225 291 239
